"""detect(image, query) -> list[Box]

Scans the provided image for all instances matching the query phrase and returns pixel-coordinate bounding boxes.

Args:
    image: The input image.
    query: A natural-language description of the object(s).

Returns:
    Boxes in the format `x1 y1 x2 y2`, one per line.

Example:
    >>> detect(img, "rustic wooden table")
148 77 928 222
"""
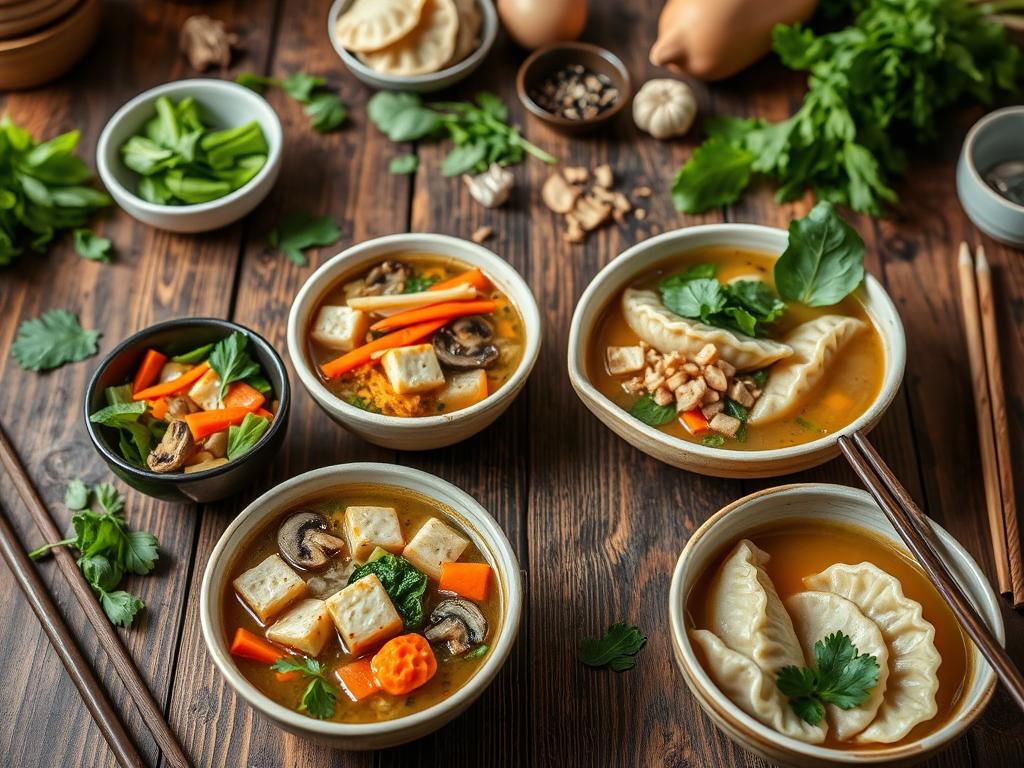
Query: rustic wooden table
1 1 1023 766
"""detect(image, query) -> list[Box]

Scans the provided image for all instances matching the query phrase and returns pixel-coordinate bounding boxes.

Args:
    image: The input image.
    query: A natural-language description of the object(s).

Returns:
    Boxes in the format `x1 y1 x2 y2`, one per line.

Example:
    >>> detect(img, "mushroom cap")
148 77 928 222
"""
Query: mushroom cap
433 315 500 370
277 510 346 571
147 419 194 473
362 260 410 296
425 597 487 654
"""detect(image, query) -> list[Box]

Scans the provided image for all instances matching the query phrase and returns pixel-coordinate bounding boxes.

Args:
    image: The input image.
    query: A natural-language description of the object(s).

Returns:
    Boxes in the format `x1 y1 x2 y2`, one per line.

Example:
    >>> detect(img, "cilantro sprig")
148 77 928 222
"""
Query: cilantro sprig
271 657 337 719
208 331 262 401
579 622 647 671
11 309 101 371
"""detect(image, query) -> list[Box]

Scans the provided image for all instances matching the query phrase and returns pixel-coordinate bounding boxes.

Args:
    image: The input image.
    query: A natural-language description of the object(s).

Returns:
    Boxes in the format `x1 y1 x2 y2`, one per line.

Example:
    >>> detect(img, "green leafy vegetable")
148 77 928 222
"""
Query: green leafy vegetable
579 622 647 671
345 394 380 413
280 72 324 101
271 657 337 719
388 154 419 175
747 369 770 389
226 413 270 460
348 554 428 629
171 342 213 363
11 309 101 371
672 137 754 213
658 266 786 337
236 70 348 133
403 274 438 292
629 394 677 427
702 434 726 447
73 229 112 262
462 643 489 660
89 401 151 467
775 201 865 306
208 331 261 401
64 479 89 510
268 211 342 265
304 93 348 133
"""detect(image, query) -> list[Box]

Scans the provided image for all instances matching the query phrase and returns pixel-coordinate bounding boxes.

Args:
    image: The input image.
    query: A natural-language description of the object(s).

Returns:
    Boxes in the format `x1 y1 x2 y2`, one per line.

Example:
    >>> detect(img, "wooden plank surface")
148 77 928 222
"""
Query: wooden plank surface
0 1 1022 766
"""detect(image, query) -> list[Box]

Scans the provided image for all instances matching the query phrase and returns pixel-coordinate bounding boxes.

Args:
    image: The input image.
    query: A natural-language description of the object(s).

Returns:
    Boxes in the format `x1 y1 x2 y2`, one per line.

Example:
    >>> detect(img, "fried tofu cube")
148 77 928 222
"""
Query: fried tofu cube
381 344 445 394
158 361 192 384
232 554 306 624
402 517 469 580
325 573 402 655
266 598 333 656
436 370 488 413
606 345 645 375
187 367 223 411
344 505 405 562
311 305 370 352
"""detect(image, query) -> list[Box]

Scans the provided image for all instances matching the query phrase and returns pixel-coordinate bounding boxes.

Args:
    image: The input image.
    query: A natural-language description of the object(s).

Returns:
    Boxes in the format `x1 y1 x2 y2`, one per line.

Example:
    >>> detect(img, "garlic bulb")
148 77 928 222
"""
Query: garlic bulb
632 78 697 140
463 164 514 208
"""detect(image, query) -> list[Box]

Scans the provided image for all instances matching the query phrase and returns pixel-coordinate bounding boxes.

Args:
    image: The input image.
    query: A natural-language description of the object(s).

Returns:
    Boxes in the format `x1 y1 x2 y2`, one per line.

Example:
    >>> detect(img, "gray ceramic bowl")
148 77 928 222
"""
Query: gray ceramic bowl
956 106 1024 248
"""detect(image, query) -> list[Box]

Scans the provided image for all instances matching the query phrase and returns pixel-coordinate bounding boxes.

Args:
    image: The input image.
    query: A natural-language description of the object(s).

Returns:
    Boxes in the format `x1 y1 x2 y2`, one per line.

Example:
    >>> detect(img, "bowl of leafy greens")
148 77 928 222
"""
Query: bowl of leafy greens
97 79 283 233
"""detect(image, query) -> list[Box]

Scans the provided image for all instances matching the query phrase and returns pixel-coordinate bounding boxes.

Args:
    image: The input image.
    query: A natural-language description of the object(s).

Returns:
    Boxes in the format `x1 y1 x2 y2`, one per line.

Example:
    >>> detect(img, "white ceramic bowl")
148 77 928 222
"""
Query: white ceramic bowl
956 106 1024 248
567 224 907 478
200 462 523 750
97 79 283 233
669 483 1003 768
287 233 541 450
327 0 498 93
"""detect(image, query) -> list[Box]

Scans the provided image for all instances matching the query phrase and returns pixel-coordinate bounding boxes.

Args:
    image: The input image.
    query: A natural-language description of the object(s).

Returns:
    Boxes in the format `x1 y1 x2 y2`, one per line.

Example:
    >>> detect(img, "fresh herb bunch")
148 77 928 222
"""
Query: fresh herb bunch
673 0 1023 216
11 309 100 371
579 622 647 671
0 117 112 266
348 554 427 629
776 632 881 724
236 71 347 133
29 481 159 628
271 657 337 719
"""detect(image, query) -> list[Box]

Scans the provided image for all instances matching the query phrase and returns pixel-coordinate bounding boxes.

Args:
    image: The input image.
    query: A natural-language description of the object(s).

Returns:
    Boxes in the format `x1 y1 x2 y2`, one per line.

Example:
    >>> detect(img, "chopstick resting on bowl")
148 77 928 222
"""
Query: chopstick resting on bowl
958 242 1024 606
839 432 1024 714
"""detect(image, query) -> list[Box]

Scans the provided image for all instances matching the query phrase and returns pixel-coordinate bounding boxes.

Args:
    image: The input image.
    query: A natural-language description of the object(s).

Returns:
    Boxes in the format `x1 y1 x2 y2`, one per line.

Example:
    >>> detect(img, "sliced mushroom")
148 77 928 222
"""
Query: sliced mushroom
165 395 199 421
361 260 410 296
542 172 580 214
424 597 487 655
433 316 500 370
147 420 194 473
278 511 346 570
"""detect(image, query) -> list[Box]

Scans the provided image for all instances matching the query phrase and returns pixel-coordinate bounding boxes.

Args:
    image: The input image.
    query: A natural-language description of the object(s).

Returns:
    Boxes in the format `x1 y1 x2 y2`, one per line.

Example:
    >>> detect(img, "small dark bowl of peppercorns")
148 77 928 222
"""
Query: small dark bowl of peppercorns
516 42 632 135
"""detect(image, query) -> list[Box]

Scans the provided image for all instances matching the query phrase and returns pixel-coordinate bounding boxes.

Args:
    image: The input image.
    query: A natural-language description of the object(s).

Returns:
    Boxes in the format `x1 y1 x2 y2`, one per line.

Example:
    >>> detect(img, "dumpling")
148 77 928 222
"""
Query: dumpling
622 289 792 372
785 591 890 741
447 0 482 66
335 0 427 53
748 315 865 425
690 629 827 744
804 563 940 743
357 0 458 76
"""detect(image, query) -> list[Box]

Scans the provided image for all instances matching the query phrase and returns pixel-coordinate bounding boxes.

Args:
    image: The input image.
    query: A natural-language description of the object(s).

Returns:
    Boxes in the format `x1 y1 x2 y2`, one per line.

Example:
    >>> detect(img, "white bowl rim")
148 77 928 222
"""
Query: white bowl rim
960 105 1024 215
286 232 542 430
567 223 907 465
199 461 523 737
96 78 283 215
668 482 1003 763
326 0 498 86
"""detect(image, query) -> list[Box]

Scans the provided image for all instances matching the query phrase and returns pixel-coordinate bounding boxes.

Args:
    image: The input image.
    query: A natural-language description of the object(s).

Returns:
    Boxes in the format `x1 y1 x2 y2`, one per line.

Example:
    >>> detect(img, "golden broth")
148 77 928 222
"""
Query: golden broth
687 519 971 749
222 484 502 724
587 247 886 450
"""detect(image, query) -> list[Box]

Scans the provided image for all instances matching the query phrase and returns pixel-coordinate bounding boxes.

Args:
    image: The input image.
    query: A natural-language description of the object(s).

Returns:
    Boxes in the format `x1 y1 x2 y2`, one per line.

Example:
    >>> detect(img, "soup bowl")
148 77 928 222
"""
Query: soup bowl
287 233 542 450
669 483 1003 768
567 224 906 478
200 462 523 749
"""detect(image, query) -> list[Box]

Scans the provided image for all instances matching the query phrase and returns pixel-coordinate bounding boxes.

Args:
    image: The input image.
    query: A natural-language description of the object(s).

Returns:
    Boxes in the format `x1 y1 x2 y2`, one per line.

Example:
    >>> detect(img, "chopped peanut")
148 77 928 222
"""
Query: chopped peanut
703 364 728 392
694 344 718 366
709 413 742 437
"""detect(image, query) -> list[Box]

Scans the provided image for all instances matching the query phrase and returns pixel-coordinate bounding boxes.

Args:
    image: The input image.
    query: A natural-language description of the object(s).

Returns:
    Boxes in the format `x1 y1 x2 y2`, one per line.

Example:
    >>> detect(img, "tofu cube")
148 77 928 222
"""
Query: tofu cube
402 517 469 580
606 345 645 375
266 598 333 656
344 505 405 562
325 573 402 655
381 344 445 394
158 361 191 384
311 305 370 352
436 370 488 413
187 367 223 411
232 554 306 624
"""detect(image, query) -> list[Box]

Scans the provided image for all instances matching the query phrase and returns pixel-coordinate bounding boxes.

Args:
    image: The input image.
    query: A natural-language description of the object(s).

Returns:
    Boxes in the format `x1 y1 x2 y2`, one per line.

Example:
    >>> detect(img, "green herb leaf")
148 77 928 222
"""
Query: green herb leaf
629 394 676 427
301 677 337 719
64 480 90 511
579 622 647 671
281 72 325 102
11 309 101 371
268 212 342 266
234 72 275 93
348 554 428 629
776 202 865 307
403 274 438 293
226 413 270 460
388 154 419 175
724 399 749 423
98 589 145 628
171 342 213 364
702 434 726 448
776 632 880 724
462 643 489 660
208 331 262 401
93 482 125 516
272 656 321 676
672 137 754 213
441 142 487 176
304 93 347 132
660 277 727 321
73 229 113 262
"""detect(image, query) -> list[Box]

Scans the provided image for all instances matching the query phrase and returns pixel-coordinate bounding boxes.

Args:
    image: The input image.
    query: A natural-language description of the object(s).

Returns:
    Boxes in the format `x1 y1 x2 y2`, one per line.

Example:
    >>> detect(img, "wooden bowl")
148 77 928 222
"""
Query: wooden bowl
0 0 98 89
0 0 79 39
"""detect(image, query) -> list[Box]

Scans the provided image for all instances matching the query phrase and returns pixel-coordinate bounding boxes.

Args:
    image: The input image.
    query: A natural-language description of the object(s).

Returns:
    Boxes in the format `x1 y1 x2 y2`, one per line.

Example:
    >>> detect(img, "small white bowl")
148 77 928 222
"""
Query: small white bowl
287 233 541 450
669 484 1003 768
327 0 498 93
200 462 523 750
567 224 907 478
97 79 283 233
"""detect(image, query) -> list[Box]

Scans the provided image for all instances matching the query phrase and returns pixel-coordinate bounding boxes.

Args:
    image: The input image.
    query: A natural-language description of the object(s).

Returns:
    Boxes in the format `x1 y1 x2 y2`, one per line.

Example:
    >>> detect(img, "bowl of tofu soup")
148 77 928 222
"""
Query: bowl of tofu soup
287 233 541 450
199 462 522 749
669 484 1003 767
567 206 906 477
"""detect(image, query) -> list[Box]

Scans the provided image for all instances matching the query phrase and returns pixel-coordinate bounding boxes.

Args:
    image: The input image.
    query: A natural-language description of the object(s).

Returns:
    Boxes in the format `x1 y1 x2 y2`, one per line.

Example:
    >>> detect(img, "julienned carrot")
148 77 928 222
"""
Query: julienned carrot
320 319 448 379
337 658 380 702
430 267 491 293
229 628 297 681
132 362 210 401
370 300 498 332
132 349 167 394
371 634 437 696
439 562 491 601
681 408 709 435
184 406 253 440
222 381 266 411
147 398 168 421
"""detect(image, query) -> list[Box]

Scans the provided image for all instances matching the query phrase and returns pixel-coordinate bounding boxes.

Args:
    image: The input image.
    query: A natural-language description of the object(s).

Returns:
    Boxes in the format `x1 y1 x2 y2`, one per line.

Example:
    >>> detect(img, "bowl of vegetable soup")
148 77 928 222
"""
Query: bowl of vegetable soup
199 462 522 749
567 204 906 478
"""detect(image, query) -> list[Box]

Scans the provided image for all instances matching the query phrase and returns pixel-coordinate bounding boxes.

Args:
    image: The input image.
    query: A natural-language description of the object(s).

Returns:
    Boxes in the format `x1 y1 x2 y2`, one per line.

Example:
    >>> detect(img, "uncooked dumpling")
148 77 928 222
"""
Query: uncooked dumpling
804 563 940 743
335 0 427 52
622 289 792 372
448 0 482 65
748 315 865 425
358 0 458 76
785 591 890 741
690 629 828 744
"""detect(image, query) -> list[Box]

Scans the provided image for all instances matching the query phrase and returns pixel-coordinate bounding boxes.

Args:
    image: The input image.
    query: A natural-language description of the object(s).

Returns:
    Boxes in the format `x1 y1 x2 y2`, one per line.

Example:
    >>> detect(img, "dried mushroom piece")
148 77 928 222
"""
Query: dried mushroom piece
471 225 493 243
147 420 194 473
542 172 580 214
179 15 239 72
575 196 612 231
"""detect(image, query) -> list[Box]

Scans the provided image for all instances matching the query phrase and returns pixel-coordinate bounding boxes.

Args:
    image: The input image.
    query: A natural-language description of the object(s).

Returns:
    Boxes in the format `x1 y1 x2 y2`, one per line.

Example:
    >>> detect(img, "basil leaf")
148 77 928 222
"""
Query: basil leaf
672 137 754 213
629 394 676 427
775 202 865 307
660 277 727 321
304 93 347 132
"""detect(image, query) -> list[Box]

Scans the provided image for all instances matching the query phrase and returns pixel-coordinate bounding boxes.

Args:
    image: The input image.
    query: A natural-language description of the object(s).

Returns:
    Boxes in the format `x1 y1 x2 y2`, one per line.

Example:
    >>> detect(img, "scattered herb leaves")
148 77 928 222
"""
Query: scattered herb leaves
579 622 647 671
11 309 101 371
64 479 89 510
658 266 786 337
268 212 342 265
236 70 347 133
73 229 113 262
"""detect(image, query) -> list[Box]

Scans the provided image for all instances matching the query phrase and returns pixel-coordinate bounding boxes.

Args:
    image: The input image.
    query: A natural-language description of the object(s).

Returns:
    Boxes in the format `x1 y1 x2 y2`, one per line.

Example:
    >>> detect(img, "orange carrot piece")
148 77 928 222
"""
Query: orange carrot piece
369 300 498 332
132 349 167 394
184 406 253 440
222 381 266 411
337 658 380 702
371 634 437 696
132 362 210 401
680 408 710 435
429 267 491 293
147 398 169 421
230 628 283 665
320 319 448 379
253 407 275 421
439 562 491 601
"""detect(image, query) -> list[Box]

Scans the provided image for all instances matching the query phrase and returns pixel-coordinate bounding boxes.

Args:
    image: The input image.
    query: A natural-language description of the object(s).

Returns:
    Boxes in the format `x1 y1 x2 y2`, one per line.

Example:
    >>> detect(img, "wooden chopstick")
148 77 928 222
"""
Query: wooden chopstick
975 246 1024 607
839 433 1024 714
0 423 192 768
0 502 145 768
957 242 1012 596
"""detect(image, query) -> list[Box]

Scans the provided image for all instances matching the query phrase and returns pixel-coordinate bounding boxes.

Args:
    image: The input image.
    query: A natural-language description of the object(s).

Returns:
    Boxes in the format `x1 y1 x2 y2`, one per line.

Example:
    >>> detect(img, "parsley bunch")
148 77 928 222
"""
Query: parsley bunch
271 657 337 719
776 632 881 724
579 622 647 671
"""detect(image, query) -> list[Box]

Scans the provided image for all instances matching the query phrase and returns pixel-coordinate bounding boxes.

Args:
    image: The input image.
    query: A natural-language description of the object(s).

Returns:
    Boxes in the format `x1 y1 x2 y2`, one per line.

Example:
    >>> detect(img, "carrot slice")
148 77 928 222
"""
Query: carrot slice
147 398 169 421
184 406 253 440
320 319 448 379
337 658 380 702
132 349 167 394
230 628 282 665
439 562 491 601
371 634 437 696
429 267 491 293
369 300 498 332
680 408 710 435
132 362 210 401
222 381 266 411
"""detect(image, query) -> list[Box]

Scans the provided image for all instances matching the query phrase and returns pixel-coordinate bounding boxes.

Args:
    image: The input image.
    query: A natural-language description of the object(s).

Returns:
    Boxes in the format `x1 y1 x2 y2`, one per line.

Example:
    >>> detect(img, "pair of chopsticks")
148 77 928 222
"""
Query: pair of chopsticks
957 242 1024 607
839 432 1024 714
0 422 191 768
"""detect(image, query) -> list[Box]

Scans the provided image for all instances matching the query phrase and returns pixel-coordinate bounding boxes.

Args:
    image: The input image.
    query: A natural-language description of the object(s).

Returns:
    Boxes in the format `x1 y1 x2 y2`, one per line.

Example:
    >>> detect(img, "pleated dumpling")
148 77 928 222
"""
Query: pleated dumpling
622 289 793 372
335 0 427 52
357 0 458 76
804 563 940 743
748 315 866 425
690 629 828 744
785 591 890 741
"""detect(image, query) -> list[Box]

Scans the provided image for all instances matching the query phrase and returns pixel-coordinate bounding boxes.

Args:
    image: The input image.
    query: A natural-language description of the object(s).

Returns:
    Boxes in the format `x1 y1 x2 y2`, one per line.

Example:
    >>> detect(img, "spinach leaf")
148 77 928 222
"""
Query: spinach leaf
775 202 865 307
672 137 754 213
89 401 151 466
629 394 676 427
226 413 270 460
348 554 428 629
659 277 727 321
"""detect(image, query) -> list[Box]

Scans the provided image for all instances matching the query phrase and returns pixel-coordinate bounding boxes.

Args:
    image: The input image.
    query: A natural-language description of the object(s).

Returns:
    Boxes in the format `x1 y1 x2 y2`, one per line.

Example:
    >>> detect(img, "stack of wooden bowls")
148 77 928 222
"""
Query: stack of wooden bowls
0 0 101 89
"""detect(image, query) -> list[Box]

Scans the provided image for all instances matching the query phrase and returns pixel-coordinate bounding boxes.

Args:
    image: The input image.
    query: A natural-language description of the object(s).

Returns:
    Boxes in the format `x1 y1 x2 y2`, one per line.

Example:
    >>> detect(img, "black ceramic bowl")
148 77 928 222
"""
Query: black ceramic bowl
84 318 290 503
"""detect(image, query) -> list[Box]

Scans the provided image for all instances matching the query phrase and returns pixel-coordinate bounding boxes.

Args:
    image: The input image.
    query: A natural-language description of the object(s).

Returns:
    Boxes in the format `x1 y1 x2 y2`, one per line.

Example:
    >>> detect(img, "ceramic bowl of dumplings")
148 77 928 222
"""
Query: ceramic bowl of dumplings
328 0 498 93
669 483 1003 768
566 224 907 479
